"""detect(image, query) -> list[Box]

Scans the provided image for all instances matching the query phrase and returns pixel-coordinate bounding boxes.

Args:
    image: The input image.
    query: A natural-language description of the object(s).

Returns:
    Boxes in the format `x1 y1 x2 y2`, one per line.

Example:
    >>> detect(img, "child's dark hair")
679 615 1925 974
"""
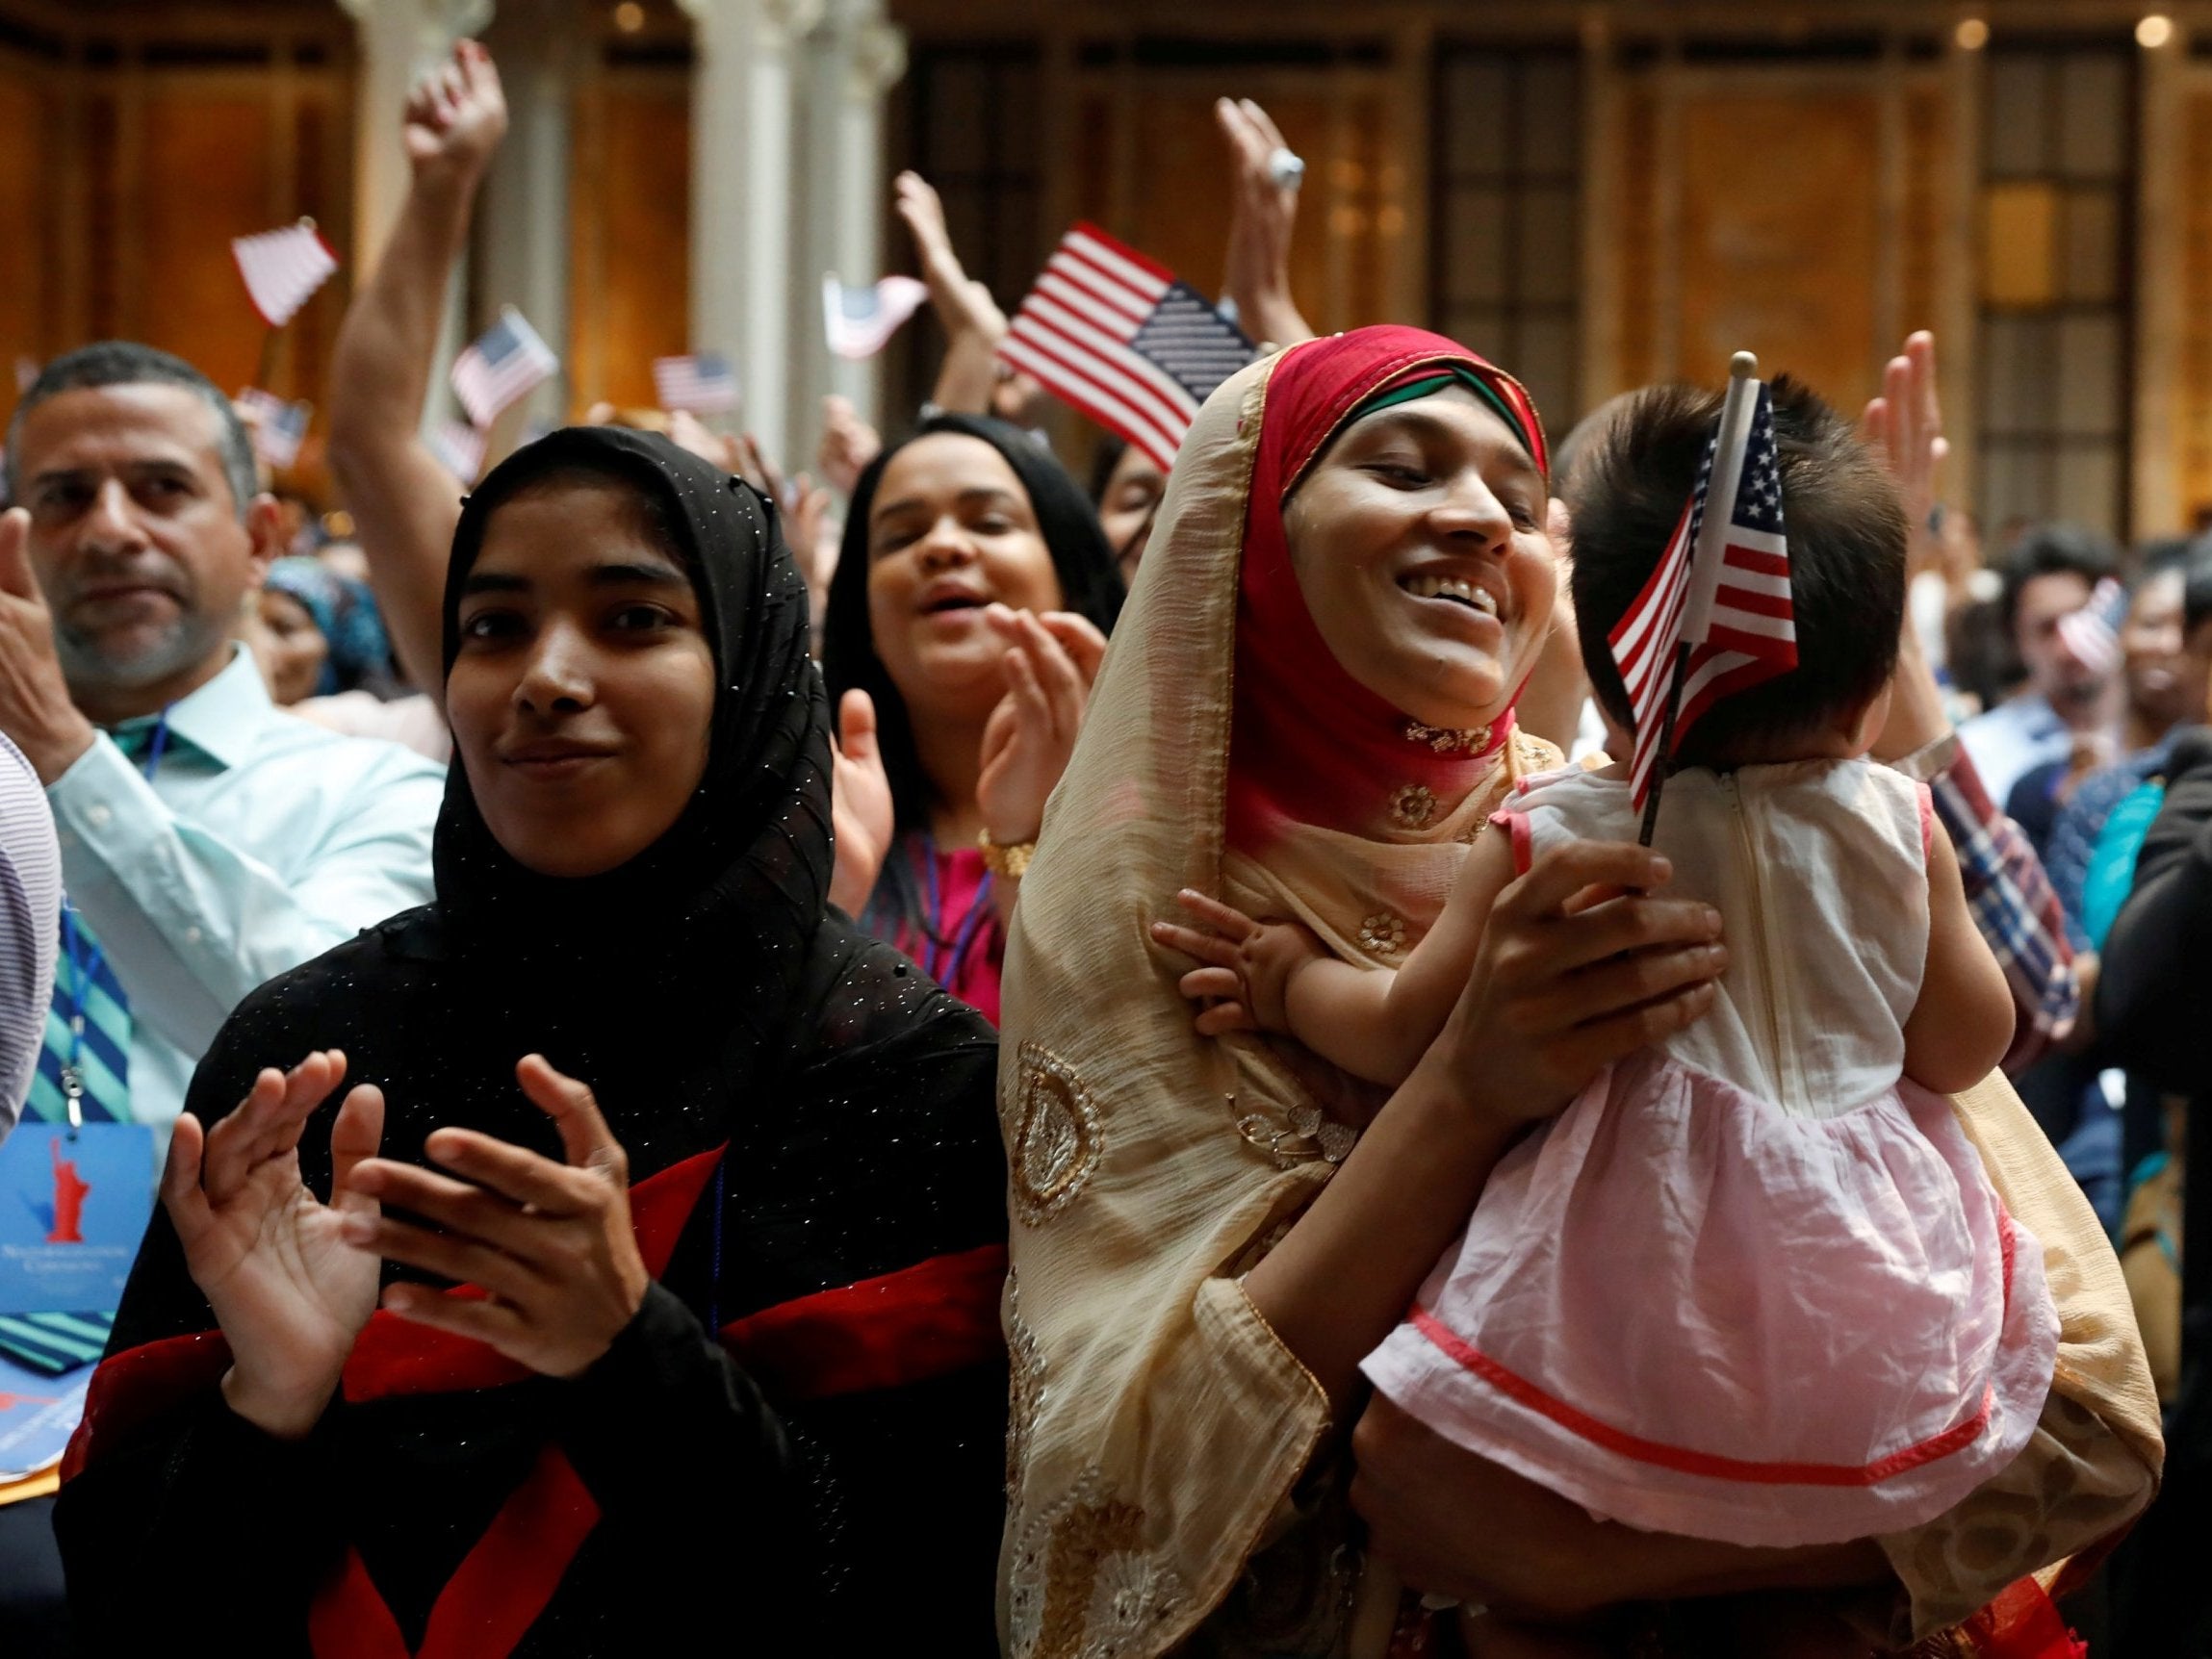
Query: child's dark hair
1567 376 1907 767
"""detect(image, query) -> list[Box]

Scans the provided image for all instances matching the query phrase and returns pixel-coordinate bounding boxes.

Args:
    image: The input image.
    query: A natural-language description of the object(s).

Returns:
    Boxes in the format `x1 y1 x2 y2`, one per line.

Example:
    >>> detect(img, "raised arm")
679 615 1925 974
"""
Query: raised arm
893 171 1006 417
1216 97 1318 349
1865 333 2079 1070
326 38 508 696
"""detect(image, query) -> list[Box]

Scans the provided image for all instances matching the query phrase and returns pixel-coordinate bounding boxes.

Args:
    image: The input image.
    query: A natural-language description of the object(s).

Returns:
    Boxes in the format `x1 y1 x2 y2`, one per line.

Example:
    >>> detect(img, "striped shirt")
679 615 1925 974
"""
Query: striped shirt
0 732 62 1138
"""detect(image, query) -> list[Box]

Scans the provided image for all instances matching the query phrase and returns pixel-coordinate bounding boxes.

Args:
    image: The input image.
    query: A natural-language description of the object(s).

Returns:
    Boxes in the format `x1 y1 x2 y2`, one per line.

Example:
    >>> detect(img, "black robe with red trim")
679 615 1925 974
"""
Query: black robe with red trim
53 428 1011 1658
55 906 1008 1657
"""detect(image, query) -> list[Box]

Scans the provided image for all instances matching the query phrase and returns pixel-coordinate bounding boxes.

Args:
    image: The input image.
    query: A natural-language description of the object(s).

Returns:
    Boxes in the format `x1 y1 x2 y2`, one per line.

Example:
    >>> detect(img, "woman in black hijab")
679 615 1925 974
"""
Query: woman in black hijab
822 412 1123 1025
55 428 1010 1654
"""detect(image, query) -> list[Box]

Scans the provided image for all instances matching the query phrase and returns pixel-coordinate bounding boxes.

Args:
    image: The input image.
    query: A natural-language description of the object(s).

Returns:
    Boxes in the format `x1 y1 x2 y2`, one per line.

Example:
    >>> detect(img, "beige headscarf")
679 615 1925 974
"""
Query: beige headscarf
998 333 2161 1658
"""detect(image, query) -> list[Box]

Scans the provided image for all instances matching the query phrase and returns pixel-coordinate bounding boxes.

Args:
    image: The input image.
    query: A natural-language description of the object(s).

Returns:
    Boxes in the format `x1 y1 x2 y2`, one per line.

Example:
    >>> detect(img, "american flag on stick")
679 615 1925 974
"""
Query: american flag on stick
2056 576 2128 677
822 275 928 360
653 351 739 415
450 307 559 428
233 389 312 471
429 418 488 486
998 222 1256 475
1609 353 1796 835
232 222 339 328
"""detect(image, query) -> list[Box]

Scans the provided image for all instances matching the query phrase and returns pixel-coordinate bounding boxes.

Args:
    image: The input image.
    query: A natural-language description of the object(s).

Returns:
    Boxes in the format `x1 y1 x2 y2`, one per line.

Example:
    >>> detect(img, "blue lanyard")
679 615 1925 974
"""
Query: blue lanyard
917 835 995 990
57 713 171 1129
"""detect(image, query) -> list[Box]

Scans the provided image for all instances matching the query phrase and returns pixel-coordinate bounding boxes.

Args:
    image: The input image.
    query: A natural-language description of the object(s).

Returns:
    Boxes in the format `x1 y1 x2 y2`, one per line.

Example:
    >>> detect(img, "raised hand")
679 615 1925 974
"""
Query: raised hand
0 505 95 783
341 1056 649 1380
975 607 1109 847
829 688 894 916
402 38 508 188
894 170 1007 345
1860 330 1947 580
162 1049 387 1440
816 395 883 498
1150 889 1325 1036
1217 97 1317 349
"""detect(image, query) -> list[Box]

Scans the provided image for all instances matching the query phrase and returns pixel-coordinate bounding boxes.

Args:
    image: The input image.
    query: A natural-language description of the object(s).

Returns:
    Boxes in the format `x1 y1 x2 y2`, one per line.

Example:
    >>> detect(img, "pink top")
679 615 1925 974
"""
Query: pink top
876 837 1004 1027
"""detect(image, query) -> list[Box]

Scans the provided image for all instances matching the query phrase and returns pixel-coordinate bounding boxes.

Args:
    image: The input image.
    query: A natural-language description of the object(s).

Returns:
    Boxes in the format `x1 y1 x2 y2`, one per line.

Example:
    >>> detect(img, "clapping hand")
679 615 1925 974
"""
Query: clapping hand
975 607 1109 848
340 1056 649 1380
402 39 507 188
164 1050 387 1441
830 689 894 916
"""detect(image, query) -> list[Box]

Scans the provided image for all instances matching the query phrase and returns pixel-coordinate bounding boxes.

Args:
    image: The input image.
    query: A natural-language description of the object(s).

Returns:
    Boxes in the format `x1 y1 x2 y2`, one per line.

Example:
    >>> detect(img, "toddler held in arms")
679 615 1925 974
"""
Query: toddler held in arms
1156 379 2058 1646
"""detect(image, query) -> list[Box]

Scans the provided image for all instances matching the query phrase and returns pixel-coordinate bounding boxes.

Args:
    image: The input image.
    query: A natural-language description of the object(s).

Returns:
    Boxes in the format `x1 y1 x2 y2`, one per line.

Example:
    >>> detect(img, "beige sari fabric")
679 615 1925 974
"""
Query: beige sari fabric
997 351 2159 1658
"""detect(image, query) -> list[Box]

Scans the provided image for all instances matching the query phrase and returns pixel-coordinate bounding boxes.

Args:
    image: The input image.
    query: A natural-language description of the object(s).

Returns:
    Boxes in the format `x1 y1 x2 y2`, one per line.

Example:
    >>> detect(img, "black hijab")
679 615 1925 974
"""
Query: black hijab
63 427 1011 1654
821 412 1125 836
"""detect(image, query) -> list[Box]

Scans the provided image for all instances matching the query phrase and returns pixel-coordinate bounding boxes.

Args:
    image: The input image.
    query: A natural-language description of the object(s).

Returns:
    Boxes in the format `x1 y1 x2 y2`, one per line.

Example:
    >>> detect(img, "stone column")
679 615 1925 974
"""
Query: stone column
477 0 574 429
678 0 818 465
793 0 906 443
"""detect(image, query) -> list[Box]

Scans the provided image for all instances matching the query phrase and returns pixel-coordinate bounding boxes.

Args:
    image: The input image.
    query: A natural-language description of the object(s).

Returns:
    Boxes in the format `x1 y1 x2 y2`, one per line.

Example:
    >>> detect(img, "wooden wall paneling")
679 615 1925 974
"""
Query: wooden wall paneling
568 61 608 414
1876 46 1907 366
1672 68 1884 408
1389 15 1433 333
1938 38 1983 514
1577 28 1623 411
571 66 690 416
0 51 55 387
2168 74 2212 524
134 72 277 394
2133 39 2187 534
1609 70 1660 393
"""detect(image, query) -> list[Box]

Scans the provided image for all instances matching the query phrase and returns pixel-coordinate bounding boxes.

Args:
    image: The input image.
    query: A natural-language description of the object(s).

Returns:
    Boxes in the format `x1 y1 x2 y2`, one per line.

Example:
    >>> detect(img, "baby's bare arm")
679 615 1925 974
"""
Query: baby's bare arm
1902 829 2016 1093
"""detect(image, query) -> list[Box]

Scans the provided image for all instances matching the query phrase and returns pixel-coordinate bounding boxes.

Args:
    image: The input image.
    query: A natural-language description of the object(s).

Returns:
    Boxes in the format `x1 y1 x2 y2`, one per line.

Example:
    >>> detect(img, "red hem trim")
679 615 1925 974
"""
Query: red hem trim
1407 1306 1994 1488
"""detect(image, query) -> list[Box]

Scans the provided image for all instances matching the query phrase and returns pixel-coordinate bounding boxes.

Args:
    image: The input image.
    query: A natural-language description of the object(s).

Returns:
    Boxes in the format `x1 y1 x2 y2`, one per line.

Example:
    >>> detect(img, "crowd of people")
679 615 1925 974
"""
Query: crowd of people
0 33 2204 1658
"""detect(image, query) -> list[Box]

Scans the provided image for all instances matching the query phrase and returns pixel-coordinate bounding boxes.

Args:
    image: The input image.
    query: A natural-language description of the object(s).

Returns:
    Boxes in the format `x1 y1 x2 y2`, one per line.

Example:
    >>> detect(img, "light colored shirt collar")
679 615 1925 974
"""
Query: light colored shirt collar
106 646 270 773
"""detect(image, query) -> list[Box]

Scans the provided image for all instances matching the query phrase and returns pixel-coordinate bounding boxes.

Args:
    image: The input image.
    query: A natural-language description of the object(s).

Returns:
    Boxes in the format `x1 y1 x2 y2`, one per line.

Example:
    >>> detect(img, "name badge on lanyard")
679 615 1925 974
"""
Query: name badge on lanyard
0 1122 156 1314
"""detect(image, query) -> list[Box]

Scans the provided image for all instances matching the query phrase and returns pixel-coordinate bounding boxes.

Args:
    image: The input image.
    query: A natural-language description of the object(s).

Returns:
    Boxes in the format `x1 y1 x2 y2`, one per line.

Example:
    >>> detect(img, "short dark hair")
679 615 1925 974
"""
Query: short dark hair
2183 539 2212 638
1997 523 2117 641
4 341 258 518
1567 376 1907 766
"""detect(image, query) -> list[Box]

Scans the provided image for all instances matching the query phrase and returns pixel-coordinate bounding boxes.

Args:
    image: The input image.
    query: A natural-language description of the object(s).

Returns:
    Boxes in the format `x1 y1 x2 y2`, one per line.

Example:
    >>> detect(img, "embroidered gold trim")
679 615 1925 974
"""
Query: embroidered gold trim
1005 1269 1044 1496
1006 1468 1189 1659
1011 1041 1103 1226
1357 910 1409 958
1402 718 1492 754
1389 782 1436 829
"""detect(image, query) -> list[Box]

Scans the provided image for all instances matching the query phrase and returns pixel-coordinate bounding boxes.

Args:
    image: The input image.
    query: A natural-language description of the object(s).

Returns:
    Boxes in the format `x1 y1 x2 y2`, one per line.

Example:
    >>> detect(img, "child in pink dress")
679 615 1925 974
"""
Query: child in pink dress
1163 380 2059 1586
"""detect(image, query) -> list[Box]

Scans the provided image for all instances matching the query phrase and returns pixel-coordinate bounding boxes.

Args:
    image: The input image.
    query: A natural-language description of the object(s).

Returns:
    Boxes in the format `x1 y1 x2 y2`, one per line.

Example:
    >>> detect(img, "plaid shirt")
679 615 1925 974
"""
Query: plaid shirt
1924 743 2080 1072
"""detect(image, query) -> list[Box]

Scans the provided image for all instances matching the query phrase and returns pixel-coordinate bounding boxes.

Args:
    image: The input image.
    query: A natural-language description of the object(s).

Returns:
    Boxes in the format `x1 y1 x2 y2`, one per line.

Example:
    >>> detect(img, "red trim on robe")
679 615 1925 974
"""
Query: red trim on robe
722 1242 1008 1402
1953 1576 2088 1658
307 1445 599 1659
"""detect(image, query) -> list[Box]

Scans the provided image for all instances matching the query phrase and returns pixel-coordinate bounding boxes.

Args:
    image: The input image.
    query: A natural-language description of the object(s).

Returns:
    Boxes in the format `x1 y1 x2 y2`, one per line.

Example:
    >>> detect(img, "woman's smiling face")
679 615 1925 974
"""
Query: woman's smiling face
1282 384 1558 731
446 477 718 880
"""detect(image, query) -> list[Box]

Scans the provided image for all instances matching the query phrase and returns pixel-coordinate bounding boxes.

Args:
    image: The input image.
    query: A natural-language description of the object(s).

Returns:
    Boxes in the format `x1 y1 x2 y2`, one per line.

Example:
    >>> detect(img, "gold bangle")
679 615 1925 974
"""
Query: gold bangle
977 829 1036 881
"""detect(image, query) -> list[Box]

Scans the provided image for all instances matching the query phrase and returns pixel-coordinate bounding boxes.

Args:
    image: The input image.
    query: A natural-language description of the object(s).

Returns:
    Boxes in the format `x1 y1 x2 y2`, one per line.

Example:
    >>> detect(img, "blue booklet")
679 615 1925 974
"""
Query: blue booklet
0 1353 92 1480
0 1122 157 1316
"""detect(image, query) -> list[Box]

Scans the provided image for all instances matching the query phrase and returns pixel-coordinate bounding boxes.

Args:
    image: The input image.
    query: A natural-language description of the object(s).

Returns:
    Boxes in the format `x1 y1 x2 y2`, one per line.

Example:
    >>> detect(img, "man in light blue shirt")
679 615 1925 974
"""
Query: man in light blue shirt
0 342 443 1139
1958 524 2119 809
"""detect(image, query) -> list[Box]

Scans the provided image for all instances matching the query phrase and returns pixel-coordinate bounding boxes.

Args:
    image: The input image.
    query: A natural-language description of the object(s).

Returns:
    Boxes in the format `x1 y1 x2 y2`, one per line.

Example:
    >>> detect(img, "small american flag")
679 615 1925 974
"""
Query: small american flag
653 352 739 415
2056 576 2128 677
232 223 339 328
998 223 1256 474
450 308 559 428
1610 367 1795 815
233 389 311 471
429 418 487 485
822 275 928 360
